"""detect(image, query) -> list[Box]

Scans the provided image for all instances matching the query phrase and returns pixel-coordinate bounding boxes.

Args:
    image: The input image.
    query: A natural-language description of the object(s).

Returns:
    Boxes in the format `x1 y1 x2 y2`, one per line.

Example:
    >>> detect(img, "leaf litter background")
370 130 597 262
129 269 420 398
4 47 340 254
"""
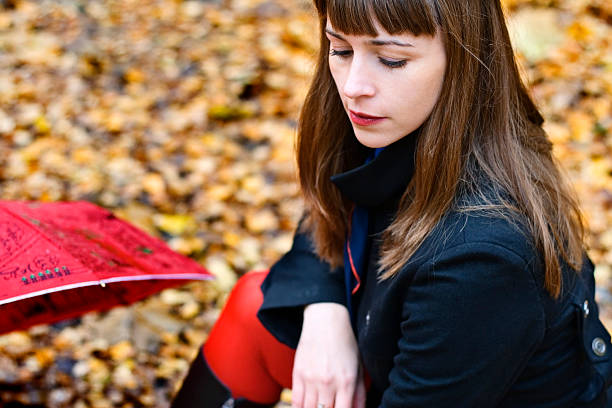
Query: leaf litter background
0 0 610 406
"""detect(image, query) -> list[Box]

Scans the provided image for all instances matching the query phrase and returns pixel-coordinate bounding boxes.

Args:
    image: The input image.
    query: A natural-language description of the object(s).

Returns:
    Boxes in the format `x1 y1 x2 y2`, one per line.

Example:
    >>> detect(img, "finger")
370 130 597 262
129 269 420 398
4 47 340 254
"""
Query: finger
292 377 305 408
316 383 335 408
302 386 318 408
352 375 366 408
334 380 355 408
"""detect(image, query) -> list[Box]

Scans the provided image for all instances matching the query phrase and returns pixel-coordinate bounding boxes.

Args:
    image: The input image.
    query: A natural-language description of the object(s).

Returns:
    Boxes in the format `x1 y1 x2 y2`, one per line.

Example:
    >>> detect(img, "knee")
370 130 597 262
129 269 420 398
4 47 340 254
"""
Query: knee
224 270 268 323
234 270 268 294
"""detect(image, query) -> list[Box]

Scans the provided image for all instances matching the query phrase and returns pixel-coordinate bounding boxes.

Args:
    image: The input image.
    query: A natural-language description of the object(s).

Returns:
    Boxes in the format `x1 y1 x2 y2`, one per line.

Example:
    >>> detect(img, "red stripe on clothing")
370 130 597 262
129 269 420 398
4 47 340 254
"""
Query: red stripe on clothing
346 206 361 295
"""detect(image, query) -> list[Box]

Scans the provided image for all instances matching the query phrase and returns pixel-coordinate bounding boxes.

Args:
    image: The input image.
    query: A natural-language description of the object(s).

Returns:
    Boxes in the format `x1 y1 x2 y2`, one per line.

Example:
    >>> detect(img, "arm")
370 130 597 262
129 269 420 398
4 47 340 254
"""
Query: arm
380 242 546 408
293 303 366 408
257 218 365 408
257 219 347 348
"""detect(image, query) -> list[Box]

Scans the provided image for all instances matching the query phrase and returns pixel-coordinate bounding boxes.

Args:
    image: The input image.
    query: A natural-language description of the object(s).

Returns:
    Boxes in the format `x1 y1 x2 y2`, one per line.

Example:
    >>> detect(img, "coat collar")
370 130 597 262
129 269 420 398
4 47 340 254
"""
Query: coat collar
330 134 417 208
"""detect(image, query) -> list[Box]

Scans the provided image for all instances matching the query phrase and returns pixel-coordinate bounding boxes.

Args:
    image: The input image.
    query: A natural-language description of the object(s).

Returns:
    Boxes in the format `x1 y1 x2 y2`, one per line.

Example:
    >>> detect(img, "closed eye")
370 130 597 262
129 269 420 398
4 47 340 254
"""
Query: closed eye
330 48 407 69
330 49 352 58
378 58 407 68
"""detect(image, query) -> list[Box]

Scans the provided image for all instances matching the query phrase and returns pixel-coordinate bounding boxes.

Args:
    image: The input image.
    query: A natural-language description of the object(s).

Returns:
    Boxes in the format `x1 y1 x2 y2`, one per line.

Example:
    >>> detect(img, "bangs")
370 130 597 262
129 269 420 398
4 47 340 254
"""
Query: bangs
326 0 439 37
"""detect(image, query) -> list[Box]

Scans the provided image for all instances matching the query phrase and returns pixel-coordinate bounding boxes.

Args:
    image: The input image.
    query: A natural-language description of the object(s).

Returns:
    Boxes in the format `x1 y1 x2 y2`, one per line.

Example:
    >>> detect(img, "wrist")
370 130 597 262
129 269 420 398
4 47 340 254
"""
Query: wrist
303 302 350 324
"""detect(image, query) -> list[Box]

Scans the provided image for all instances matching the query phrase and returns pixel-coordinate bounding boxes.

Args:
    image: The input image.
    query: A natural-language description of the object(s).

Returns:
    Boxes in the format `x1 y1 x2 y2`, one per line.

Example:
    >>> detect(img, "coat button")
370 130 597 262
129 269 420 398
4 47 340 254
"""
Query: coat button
592 337 607 357
583 300 590 318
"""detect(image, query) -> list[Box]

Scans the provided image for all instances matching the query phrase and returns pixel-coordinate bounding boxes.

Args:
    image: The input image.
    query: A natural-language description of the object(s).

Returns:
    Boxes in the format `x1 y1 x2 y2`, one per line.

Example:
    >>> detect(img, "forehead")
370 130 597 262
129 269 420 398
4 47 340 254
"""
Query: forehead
325 18 444 51
326 17 417 40
324 0 438 37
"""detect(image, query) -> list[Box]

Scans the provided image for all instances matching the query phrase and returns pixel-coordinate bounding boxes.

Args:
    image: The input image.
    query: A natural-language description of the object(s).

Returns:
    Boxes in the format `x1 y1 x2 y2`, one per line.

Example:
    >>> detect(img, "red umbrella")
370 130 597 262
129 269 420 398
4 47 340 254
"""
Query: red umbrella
0 200 213 335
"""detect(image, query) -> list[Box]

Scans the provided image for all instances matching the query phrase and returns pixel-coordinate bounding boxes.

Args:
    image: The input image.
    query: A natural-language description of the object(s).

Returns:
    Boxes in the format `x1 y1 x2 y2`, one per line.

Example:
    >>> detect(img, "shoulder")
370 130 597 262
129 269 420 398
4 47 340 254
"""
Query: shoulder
402 190 545 302
399 201 547 335
396 199 547 352
415 201 538 270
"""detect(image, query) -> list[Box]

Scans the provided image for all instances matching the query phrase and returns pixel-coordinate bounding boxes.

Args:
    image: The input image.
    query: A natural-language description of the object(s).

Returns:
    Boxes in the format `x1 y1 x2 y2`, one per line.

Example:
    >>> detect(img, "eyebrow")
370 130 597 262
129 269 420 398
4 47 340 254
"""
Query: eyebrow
325 28 414 47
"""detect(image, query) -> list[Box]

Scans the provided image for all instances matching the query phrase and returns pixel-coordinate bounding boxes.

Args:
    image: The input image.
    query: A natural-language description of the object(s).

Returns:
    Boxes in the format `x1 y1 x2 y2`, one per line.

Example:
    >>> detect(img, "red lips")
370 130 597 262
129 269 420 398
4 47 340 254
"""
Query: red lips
349 110 386 126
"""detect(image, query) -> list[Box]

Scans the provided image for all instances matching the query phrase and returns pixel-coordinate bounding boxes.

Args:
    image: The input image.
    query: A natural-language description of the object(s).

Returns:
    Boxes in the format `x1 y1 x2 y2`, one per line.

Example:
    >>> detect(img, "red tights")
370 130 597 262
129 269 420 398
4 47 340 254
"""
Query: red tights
203 270 296 405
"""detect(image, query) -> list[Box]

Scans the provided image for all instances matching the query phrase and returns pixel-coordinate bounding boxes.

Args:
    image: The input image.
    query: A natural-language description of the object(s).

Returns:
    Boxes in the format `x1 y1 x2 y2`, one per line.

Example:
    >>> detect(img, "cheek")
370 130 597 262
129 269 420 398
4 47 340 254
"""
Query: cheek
404 67 445 113
430 66 446 101
328 60 345 92
428 55 447 101
387 72 444 129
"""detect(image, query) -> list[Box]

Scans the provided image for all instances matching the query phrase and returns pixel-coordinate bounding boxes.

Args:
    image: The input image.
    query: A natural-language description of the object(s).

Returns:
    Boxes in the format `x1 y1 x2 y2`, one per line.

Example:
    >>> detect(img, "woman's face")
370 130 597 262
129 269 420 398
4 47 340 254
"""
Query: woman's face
326 18 447 148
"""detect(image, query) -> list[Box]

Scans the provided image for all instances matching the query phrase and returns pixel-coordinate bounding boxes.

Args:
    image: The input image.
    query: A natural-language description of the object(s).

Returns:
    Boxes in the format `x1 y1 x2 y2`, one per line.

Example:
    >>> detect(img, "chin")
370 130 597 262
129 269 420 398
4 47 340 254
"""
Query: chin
353 130 402 149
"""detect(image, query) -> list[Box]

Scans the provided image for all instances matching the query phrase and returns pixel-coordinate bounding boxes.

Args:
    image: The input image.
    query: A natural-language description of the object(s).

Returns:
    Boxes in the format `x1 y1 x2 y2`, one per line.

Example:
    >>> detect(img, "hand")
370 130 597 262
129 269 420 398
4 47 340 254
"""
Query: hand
292 303 366 408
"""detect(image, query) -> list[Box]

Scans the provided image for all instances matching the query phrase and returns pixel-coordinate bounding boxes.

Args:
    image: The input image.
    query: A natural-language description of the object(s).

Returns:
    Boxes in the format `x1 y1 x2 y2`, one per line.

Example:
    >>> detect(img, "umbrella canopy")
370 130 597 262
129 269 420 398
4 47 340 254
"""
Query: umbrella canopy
0 200 213 335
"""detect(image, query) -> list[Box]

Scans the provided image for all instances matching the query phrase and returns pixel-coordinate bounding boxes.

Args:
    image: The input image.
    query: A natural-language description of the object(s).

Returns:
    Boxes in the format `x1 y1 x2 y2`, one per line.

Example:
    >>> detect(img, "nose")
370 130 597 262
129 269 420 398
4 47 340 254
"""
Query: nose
342 57 375 100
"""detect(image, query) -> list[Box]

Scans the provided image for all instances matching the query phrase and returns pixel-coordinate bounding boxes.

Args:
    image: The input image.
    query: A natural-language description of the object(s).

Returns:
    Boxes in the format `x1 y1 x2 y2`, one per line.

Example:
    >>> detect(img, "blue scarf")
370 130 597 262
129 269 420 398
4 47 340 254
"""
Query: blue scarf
343 147 384 324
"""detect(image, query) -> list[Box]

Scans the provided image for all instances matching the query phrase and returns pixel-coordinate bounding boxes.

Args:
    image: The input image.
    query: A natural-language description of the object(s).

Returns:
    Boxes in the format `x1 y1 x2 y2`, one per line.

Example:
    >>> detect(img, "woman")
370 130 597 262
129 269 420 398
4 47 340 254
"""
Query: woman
172 0 612 407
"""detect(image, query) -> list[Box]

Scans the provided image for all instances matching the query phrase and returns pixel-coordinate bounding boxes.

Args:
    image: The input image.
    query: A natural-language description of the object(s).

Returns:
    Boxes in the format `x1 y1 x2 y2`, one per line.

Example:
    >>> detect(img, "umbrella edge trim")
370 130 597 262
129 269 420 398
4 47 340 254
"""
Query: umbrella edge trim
0 274 214 306
100 274 214 284
0 280 108 305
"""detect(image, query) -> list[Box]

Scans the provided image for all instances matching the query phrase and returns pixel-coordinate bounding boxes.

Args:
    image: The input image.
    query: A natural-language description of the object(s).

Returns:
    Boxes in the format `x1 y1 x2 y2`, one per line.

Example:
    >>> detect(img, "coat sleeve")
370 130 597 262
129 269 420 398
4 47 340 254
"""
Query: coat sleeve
257 219 346 349
379 242 546 408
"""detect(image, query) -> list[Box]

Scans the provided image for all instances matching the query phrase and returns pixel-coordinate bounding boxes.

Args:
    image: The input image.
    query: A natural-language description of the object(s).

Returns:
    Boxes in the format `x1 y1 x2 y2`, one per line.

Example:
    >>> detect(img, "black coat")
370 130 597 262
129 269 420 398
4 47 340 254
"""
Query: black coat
258 135 612 407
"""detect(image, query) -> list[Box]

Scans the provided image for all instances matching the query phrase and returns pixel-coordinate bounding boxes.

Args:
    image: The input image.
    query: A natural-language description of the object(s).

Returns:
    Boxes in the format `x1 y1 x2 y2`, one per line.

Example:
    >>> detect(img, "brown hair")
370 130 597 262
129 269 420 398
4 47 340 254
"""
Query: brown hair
297 0 584 297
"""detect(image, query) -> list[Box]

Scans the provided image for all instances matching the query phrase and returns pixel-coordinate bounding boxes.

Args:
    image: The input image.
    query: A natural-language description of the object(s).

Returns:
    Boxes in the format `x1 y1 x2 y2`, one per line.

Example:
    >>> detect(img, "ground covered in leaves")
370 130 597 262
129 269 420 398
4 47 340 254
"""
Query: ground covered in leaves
0 0 610 406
